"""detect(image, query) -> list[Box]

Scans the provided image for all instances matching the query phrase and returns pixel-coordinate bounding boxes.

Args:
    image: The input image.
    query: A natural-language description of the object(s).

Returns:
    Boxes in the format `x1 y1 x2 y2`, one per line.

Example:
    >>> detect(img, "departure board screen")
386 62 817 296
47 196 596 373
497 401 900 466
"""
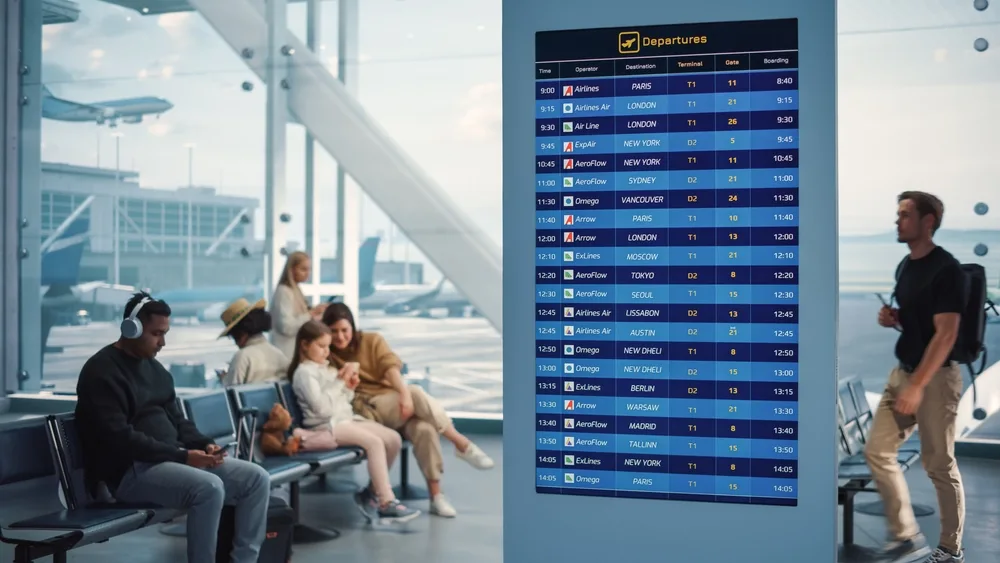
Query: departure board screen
534 18 800 506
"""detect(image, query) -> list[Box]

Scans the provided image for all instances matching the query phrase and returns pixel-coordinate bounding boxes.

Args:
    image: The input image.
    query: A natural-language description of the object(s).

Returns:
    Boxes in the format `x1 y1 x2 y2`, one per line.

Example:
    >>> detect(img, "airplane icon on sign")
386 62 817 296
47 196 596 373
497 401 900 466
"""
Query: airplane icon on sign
621 37 637 50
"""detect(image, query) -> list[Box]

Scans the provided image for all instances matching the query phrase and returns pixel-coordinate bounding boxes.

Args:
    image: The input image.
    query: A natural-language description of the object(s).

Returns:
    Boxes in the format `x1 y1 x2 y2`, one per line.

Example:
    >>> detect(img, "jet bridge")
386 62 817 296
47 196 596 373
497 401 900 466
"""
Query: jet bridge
187 0 504 332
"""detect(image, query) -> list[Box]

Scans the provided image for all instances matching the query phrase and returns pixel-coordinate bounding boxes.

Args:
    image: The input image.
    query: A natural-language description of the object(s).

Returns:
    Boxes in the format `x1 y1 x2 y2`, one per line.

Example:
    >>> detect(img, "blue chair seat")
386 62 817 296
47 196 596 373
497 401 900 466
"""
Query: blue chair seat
257 458 311 485
293 447 363 471
8 508 149 531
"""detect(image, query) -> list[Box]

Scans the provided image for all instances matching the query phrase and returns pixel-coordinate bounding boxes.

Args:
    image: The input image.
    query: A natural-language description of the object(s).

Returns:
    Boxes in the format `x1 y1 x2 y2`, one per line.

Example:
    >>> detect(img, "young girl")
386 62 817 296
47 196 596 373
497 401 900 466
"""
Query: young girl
288 320 420 524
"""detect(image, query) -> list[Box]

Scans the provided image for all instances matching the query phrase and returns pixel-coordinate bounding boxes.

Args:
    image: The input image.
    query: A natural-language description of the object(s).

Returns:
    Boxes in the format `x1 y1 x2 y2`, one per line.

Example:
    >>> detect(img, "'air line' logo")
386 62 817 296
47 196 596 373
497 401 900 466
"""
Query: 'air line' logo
619 31 640 54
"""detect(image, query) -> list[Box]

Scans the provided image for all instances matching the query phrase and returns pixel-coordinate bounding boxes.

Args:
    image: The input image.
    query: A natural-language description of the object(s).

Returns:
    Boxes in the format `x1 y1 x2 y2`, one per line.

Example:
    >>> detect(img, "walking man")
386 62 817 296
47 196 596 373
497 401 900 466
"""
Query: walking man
865 191 967 563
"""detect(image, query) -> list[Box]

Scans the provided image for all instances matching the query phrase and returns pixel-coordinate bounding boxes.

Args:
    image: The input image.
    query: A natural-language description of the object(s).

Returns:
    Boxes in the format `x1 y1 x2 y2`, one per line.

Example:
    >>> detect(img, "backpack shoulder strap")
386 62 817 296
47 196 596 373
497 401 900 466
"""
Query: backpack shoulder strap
891 256 909 301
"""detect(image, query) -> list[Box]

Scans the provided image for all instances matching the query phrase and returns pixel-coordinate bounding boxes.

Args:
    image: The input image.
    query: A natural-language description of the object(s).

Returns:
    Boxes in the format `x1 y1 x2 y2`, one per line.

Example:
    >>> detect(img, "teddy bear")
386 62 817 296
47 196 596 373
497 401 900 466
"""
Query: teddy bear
259 403 301 457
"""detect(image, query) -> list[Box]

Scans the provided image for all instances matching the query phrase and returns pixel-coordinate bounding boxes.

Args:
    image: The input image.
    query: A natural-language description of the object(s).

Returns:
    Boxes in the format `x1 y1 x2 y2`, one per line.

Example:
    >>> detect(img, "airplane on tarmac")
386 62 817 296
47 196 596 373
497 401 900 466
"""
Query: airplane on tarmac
41 85 174 128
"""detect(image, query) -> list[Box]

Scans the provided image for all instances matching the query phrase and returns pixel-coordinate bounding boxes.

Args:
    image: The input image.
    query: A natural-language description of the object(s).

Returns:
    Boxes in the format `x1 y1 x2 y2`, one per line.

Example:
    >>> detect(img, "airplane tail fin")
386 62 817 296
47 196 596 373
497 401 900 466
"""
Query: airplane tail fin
41 217 88 287
41 84 54 99
358 236 380 298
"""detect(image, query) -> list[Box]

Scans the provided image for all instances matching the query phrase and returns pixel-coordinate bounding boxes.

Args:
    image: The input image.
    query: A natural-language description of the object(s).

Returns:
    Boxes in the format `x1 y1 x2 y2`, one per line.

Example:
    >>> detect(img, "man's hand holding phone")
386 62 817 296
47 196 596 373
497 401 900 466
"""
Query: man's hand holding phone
186 448 222 469
876 294 900 328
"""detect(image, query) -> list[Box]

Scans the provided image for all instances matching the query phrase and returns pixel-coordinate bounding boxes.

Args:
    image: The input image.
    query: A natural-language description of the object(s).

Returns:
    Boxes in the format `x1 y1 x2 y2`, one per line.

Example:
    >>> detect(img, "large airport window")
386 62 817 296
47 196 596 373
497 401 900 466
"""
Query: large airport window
10 0 997 442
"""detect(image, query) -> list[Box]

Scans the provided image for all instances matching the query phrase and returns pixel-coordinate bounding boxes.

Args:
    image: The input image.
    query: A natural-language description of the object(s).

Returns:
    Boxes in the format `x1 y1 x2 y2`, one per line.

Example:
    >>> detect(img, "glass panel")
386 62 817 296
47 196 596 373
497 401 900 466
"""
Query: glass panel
837 1 1000 443
22 0 264 391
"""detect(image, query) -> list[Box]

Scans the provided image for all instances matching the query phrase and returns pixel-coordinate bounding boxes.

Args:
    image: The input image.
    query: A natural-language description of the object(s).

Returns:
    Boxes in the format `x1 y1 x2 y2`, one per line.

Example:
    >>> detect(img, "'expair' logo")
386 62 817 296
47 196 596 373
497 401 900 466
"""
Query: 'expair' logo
563 85 574 97
563 214 574 226
563 141 574 153
563 158 574 170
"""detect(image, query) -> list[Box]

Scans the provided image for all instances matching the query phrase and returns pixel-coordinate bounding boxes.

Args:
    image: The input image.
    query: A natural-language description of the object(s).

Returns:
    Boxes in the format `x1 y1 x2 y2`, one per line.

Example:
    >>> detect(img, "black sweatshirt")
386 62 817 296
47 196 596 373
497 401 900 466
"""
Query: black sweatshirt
75 344 215 492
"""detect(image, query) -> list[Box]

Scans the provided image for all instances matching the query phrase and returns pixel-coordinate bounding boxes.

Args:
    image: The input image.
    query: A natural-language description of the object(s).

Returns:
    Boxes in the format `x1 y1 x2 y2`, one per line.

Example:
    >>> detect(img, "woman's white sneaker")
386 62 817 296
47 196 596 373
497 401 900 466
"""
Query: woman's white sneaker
430 494 457 518
456 443 495 469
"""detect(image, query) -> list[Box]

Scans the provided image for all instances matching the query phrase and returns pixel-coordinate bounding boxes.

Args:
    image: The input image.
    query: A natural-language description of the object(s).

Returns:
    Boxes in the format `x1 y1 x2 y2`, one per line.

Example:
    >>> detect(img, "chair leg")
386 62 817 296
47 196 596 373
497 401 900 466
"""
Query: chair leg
287 481 340 543
392 444 429 500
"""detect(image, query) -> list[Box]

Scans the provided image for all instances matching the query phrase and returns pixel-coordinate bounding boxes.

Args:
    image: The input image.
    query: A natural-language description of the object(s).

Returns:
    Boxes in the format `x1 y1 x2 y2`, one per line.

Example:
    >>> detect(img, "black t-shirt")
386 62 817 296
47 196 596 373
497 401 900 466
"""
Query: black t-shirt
893 246 967 368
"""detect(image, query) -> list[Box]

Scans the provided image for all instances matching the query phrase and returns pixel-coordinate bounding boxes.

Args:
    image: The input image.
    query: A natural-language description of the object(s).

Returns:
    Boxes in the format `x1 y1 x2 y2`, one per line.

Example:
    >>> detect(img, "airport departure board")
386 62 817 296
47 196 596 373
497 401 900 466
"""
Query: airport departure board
534 18 800 506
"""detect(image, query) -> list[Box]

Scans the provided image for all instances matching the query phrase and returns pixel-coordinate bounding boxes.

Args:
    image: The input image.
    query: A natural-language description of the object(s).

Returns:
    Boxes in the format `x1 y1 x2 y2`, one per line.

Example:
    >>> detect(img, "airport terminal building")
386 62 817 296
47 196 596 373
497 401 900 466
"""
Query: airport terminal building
40 162 262 291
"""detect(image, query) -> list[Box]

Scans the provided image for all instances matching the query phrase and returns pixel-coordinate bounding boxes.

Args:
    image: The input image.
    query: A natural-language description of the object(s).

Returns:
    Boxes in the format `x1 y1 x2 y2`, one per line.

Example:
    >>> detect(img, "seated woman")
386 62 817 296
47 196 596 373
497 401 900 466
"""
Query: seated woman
219 298 290 387
321 303 494 519
289 320 420 525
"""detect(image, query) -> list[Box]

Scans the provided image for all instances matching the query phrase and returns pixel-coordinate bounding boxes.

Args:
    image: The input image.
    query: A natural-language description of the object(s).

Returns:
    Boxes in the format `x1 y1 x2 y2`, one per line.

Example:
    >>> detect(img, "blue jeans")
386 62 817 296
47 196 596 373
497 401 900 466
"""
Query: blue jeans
114 458 271 563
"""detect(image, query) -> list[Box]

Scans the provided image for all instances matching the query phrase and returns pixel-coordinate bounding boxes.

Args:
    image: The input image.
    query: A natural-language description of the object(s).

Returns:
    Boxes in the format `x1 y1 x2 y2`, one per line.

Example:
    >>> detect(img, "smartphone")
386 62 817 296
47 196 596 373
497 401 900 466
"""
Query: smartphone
220 441 238 457
875 293 891 308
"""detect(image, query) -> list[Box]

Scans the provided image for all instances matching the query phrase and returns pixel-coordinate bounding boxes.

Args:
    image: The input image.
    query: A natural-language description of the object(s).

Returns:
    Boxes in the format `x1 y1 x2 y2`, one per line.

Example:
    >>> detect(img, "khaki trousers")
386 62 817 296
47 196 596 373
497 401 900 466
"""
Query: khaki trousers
863 364 965 553
370 385 452 481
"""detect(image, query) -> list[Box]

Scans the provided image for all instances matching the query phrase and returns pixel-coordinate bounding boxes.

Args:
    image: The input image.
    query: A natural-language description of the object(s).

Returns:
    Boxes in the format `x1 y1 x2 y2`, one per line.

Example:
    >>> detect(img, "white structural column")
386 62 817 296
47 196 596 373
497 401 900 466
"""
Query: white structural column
303 0 319 302
336 0 360 315
263 0 289 296
190 0 503 332
1 0 22 396
18 0 42 390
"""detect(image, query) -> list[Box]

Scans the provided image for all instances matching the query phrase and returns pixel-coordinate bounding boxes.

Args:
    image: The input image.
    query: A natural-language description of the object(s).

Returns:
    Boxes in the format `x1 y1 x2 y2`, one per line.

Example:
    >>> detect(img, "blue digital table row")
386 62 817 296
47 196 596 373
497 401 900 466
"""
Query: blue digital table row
536 451 797 479
538 321 797 343
538 358 798 382
538 266 797 285
536 71 797 98
537 432 797 459
537 340 797 362
536 228 797 248
536 475 797 506
537 396 795 420
537 285 799 305
538 208 796 229
536 169 798 191
537 111 796 137
543 414 797 440
535 92 797 118
539 130 798 155
538 302 798 321
536 149 797 174
539 246 798 266
538 378 796 401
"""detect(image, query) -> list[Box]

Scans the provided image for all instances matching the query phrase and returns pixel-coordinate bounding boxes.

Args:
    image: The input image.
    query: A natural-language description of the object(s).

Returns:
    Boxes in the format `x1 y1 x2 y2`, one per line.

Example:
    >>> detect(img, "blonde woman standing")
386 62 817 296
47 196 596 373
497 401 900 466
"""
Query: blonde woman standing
269 251 328 358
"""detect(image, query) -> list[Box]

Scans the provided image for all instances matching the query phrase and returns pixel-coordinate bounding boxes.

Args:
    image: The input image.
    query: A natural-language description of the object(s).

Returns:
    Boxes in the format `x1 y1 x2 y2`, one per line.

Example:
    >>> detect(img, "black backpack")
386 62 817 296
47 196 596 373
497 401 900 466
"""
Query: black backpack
894 257 996 418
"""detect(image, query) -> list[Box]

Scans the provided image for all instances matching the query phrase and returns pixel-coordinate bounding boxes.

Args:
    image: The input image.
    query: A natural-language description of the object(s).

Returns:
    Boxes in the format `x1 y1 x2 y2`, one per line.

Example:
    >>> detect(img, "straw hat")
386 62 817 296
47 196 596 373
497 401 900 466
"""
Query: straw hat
219 297 266 338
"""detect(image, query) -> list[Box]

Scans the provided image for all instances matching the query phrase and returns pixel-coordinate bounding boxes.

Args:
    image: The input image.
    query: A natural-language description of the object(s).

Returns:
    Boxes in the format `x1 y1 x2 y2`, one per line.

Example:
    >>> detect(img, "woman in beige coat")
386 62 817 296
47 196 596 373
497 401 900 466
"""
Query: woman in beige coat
269 251 328 358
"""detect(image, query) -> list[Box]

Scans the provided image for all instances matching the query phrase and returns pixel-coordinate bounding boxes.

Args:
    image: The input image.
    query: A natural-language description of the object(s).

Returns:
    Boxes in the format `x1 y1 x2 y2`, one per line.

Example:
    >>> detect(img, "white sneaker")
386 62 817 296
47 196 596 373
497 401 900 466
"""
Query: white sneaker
430 494 457 518
456 442 495 469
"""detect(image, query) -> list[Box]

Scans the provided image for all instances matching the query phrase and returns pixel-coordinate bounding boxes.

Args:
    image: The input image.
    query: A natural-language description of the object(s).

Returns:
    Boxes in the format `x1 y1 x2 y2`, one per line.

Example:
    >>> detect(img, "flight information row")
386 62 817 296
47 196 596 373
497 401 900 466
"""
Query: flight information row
536 150 797 174
540 131 799 155
538 432 797 457
539 209 798 228
537 228 797 247
539 378 796 399
537 112 797 137
538 247 799 267
539 172 799 192
537 322 797 344
537 302 798 321
537 265 799 284
535 481 796 506
536 341 798 361
538 359 798 382
538 74 797 101
542 414 797 439
536 94 797 117
536 452 797 479
536 52 797 80
539 191 798 212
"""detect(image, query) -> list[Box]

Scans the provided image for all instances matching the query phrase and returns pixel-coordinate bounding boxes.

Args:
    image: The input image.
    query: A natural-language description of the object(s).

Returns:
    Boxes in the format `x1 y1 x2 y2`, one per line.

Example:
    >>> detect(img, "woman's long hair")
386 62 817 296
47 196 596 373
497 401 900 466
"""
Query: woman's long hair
279 251 310 289
321 302 361 358
286 320 331 382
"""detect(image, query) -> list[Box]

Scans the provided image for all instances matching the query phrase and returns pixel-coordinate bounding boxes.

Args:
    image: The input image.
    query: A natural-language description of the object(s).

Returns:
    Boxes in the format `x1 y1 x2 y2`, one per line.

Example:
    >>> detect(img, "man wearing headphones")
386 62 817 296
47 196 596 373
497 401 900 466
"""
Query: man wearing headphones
75 292 272 563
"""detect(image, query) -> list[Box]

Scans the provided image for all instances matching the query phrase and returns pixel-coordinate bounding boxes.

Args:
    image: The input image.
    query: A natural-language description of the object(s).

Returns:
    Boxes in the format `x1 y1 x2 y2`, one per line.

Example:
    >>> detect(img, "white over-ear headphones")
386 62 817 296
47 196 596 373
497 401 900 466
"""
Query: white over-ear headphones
120 296 151 339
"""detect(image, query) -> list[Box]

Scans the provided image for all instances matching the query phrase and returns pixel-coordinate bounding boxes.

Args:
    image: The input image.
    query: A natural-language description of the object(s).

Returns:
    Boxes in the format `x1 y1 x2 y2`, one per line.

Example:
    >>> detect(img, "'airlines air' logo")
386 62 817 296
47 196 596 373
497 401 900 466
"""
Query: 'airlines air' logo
619 31 640 54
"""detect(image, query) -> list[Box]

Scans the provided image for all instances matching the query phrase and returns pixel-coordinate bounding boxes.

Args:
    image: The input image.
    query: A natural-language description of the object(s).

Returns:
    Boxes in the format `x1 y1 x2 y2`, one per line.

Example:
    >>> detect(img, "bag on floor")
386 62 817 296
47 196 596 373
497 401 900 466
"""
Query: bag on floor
216 495 296 563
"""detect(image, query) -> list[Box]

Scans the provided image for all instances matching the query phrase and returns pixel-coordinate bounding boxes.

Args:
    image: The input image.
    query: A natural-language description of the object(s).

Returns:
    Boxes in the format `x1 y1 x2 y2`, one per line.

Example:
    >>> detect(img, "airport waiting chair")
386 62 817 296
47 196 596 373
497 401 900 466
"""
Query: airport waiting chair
0 418 150 563
230 384 365 475
228 383 365 541
47 414 183 527
181 389 311 487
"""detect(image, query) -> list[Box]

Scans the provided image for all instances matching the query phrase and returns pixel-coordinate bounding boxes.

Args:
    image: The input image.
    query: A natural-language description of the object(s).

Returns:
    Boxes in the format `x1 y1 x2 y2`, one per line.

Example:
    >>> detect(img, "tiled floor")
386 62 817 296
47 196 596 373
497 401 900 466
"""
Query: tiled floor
1 436 998 563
